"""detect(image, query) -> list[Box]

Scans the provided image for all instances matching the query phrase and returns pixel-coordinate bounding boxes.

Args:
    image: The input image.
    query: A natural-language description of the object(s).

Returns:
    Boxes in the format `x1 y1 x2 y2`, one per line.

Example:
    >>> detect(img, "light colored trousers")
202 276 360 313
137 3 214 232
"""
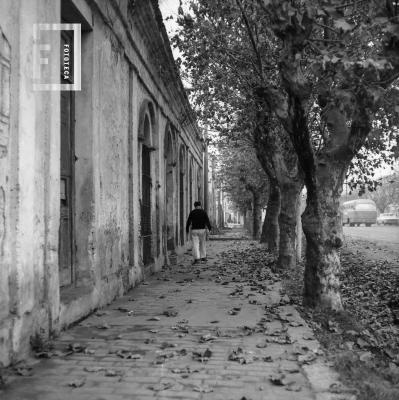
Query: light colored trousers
191 229 207 260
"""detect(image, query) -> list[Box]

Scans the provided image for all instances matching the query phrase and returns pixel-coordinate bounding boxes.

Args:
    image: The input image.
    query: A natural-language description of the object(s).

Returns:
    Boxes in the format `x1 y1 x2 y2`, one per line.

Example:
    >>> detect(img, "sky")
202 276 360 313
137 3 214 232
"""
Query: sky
159 0 188 84
159 0 180 33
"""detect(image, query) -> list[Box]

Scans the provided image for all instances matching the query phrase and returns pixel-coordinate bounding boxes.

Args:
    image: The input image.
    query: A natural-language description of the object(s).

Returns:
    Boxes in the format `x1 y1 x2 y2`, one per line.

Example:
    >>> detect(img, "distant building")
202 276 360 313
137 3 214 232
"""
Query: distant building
0 0 204 365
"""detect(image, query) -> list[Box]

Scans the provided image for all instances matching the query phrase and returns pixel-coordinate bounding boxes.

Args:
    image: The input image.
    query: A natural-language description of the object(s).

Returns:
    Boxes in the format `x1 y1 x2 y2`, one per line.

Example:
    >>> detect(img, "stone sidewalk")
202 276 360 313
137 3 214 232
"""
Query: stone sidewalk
1 237 353 400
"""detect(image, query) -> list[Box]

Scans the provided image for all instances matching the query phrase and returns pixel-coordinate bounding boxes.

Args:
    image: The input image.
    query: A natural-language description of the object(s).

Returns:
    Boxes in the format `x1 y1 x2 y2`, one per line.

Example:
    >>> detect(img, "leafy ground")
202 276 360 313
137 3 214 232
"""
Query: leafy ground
281 239 399 400
213 232 399 399
1 237 342 400
2 232 398 399
214 230 399 399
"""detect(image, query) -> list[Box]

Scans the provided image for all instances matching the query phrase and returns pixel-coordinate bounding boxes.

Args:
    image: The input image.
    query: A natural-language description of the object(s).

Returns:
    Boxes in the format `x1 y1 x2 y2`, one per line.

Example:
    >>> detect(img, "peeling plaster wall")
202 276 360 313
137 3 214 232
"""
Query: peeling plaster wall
0 0 60 366
0 0 205 366
93 21 130 287
59 0 205 327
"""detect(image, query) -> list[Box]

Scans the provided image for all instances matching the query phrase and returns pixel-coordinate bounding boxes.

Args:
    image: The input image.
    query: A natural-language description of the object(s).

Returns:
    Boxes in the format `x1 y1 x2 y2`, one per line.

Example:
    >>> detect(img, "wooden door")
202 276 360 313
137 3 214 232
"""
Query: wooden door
59 32 75 287
141 145 152 265
179 172 184 245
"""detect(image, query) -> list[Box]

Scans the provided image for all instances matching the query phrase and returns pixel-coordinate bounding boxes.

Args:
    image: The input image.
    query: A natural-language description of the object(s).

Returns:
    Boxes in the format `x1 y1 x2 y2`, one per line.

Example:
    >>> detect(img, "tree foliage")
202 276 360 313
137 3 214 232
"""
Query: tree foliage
368 172 399 212
172 0 399 309
214 142 269 212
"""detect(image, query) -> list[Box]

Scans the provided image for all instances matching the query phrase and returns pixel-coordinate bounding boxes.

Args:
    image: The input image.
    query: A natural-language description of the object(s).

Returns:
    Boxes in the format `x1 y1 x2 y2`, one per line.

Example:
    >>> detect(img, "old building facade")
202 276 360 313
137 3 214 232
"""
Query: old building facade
0 0 204 366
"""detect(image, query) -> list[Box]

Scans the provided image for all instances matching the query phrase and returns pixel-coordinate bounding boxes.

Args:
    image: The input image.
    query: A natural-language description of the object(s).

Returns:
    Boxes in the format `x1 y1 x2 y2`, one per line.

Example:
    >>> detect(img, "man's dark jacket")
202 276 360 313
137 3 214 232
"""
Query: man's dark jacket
186 209 212 233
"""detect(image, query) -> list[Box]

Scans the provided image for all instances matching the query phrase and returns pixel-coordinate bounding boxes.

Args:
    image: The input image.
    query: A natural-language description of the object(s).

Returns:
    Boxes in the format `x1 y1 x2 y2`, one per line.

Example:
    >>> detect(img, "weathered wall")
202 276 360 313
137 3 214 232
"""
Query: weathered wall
0 0 204 366
0 0 60 365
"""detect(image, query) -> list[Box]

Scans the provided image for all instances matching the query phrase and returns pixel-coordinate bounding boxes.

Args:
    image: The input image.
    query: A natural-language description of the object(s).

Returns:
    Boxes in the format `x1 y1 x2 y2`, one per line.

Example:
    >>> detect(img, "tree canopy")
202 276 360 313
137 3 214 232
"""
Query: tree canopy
172 0 399 310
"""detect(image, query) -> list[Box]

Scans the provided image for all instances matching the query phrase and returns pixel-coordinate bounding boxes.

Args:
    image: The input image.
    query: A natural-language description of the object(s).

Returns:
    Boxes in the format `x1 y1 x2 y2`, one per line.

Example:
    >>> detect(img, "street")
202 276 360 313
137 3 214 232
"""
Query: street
343 225 399 246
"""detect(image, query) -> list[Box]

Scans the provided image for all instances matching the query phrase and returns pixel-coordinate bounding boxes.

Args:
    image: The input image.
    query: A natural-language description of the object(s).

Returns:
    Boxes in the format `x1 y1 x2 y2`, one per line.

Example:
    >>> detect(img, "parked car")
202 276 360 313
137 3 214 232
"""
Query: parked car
376 213 399 225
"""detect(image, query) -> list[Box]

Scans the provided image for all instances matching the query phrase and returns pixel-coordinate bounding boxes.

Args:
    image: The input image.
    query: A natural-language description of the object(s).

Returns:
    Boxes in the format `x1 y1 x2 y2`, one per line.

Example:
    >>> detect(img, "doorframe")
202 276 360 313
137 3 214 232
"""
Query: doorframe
59 30 76 287
138 100 157 267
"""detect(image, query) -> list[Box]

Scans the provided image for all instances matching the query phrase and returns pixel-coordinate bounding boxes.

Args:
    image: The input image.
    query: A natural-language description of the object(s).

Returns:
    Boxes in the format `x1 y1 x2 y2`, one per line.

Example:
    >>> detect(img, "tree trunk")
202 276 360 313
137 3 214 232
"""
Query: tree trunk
244 208 252 235
276 181 302 270
252 192 262 240
301 175 344 310
260 182 280 253
260 215 268 243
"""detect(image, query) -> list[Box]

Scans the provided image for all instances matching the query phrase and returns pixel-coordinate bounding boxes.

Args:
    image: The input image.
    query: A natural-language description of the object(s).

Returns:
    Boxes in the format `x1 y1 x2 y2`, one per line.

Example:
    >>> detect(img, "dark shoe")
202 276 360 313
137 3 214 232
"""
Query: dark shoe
201 258 207 262
192 259 200 265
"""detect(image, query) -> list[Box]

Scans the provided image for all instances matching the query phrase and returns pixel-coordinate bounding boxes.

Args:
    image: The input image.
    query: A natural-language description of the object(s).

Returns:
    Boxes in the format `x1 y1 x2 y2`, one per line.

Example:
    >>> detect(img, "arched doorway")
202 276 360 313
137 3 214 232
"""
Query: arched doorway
179 146 186 245
189 160 193 211
164 125 175 250
141 116 152 265
197 167 202 204
139 101 156 266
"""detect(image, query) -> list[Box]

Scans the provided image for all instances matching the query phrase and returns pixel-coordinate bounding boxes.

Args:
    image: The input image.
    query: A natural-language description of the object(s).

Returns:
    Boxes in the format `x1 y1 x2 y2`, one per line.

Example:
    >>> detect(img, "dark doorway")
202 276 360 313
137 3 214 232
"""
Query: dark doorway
179 170 185 245
197 169 202 203
141 144 152 265
165 130 175 251
189 164 193 213
59 32 75 287
128 68 134 265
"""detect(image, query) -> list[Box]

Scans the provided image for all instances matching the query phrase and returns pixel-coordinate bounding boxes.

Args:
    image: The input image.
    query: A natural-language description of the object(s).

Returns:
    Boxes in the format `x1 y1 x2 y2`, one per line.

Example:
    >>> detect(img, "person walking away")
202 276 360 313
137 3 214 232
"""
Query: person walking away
186 201 212 264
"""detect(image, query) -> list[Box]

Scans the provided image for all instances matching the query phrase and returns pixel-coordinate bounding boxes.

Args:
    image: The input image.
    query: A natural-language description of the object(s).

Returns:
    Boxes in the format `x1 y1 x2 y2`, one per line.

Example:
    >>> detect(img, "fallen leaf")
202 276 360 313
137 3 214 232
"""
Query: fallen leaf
192 348 212 362
270 373 285 386
298 353 317 364
289 321 303 327
35 351 53 359
104 369 123 377
67 343 87 353
199 334 217 343
96 322 110 330
68 378 86 388
228 347 256 364
281 365 300 373
302 333 315 340
95 311 108 317
14 367 33 377
193 385 213 393
163 310 178 317
84 366 104 373
160 342 177 349
148 382 174 391
116 307 130 313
